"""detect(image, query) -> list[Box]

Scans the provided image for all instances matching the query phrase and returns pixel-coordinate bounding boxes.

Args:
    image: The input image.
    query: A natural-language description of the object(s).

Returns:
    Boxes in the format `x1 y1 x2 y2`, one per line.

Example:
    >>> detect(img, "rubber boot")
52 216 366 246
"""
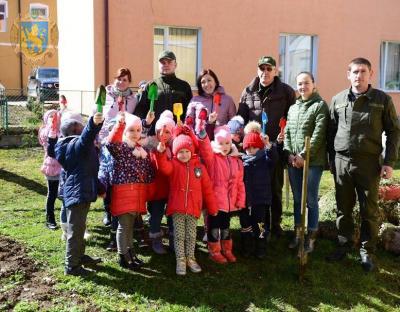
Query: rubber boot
207 241 227 264
60 223 68 241
304 230 318 253
221 239 237 263
288 226 301 249
240 232 252 258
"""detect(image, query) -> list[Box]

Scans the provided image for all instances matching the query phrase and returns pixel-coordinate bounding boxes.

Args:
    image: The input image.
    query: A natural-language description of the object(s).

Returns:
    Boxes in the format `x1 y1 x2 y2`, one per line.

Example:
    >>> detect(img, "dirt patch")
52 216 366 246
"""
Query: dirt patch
0 236 98 311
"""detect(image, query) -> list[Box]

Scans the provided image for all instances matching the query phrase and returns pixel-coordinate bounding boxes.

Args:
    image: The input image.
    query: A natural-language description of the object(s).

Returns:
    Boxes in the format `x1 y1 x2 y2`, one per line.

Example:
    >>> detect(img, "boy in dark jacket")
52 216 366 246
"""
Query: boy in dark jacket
240 121 277 259
55 111 104 276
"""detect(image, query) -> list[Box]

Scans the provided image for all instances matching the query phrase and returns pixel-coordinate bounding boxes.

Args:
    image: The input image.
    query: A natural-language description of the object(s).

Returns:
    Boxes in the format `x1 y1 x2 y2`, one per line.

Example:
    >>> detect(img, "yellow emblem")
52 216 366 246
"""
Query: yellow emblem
10 13 58 66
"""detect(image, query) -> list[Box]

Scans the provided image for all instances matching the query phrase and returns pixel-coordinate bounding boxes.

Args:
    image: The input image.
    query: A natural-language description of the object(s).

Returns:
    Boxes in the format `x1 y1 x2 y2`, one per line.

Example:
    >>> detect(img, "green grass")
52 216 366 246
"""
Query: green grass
0 147 399 311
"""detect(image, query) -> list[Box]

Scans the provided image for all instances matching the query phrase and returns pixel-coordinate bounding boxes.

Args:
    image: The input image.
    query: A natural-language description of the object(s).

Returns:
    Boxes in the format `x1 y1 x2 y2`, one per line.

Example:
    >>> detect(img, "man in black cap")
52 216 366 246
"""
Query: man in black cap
134 50 193 135
237 56 296 250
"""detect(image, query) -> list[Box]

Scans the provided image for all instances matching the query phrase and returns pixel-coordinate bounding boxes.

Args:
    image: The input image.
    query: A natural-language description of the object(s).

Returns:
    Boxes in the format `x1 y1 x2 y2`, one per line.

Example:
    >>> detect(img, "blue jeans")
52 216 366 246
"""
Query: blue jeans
288 166 323 231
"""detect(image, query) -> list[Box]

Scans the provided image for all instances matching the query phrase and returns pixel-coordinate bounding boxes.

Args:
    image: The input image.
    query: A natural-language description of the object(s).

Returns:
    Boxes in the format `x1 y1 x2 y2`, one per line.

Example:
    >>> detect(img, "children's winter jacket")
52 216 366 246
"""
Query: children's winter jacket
198 136 245 212
155 152 218 218
55 117 103 208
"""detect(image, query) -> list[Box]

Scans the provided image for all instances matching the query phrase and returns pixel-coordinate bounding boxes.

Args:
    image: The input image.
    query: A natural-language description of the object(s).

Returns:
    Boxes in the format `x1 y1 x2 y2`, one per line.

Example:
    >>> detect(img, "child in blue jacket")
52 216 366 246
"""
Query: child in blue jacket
240 121 277 259
55 111 104 276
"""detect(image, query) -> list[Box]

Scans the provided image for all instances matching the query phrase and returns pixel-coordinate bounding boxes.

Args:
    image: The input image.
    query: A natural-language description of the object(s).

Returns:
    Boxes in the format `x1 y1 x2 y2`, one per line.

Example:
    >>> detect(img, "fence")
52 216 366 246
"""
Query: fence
0 88 111 131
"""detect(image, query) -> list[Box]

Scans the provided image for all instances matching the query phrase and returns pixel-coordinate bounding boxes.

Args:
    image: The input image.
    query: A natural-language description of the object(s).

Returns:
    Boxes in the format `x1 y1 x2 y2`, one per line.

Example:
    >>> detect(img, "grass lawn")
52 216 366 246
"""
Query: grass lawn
0 147 399 311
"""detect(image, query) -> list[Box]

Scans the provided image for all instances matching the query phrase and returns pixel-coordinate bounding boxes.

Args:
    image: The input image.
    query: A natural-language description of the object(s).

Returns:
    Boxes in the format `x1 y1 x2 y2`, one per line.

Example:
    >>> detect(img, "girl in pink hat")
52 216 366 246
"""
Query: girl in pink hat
195 111 246 264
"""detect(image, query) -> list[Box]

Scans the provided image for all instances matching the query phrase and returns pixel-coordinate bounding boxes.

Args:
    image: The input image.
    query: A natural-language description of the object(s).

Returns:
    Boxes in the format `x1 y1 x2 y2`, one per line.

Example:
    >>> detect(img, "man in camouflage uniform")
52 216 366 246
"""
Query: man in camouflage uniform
327 57 400 272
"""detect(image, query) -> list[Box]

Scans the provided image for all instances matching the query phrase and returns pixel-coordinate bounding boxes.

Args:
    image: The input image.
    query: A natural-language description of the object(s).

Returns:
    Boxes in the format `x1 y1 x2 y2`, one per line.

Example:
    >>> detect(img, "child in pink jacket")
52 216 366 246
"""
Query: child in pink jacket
38 109 62 230
197 117 246 264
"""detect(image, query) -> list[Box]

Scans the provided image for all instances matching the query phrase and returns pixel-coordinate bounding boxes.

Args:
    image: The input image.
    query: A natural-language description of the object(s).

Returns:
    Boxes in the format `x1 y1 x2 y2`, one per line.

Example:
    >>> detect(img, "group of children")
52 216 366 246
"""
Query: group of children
39 98 279 276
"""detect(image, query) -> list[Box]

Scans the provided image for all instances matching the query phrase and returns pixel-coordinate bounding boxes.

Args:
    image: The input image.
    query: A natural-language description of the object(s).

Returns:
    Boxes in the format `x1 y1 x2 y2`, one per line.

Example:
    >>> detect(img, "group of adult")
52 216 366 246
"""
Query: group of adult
101 50 400 272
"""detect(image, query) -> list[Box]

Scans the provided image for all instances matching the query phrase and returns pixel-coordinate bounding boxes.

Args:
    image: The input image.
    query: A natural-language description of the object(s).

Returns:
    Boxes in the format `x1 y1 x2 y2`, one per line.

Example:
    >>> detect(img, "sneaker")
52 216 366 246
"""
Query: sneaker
152 237 167 255
84 230 91 240
64 266 92 276
187 258 202 273
176 258 186 276
360 250 375 272
81 254 102 267
102 212 112 227
106 239 117 252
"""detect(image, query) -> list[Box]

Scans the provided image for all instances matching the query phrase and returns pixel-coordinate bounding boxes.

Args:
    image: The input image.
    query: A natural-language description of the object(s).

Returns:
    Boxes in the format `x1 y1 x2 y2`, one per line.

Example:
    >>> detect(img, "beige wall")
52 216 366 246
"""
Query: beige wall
101 0 400 113
0 0 57 90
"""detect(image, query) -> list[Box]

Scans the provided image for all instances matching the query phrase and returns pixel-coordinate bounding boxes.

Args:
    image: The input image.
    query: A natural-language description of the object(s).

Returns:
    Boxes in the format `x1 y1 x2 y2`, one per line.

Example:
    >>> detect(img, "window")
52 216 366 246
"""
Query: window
279 34 318 88
30 3 48 18
0 0 8 32
153 26 201 86
380 41 400 91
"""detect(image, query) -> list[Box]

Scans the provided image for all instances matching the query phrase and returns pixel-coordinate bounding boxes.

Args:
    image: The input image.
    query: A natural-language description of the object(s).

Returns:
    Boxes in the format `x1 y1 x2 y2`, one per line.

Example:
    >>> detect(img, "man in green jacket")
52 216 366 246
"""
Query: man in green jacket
327 57 400 272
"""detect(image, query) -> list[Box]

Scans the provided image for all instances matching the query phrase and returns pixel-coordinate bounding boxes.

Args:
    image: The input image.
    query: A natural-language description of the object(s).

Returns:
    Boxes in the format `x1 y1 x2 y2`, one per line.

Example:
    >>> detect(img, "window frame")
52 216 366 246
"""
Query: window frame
380 40 400 93
279 33 318 88
0 0 8 32
153 25 202 87
29 3 49 19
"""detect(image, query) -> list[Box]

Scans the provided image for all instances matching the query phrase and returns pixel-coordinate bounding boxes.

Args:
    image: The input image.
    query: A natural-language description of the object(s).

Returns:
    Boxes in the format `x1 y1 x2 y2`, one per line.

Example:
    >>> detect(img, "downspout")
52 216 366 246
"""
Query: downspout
104 0 109 85
18 0 23 95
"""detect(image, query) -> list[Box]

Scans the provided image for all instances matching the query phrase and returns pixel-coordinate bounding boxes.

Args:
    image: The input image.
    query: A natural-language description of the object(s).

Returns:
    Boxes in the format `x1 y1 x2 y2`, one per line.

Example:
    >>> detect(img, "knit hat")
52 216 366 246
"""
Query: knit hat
172 134 195 155
172 125 197 155
60 111 84 137
124 113 142 129
155 110 175 132
227 116 245 135
214 125 232 144
243 121 264 150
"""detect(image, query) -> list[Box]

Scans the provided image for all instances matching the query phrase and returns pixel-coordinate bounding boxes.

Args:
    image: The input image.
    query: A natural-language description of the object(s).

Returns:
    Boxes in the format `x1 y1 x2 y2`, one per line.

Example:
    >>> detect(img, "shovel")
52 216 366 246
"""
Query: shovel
261 111 268 135
279 117 289 210
299 136 311 282
95 85 106 113
148 82 158 112
173 102 183 125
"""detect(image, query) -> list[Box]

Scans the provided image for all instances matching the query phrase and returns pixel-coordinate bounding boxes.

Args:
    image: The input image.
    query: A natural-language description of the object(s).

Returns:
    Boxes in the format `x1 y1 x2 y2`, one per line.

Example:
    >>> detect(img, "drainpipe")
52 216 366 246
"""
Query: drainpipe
18 0 23 95
104 0 109 85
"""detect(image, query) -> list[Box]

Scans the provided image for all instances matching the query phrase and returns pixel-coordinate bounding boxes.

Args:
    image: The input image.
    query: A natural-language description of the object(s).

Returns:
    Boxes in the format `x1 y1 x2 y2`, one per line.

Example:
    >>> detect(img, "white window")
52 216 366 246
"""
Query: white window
153 26 201 86
30 3 49 18
279 34 318 88
0 0 8 32
380 41 400 91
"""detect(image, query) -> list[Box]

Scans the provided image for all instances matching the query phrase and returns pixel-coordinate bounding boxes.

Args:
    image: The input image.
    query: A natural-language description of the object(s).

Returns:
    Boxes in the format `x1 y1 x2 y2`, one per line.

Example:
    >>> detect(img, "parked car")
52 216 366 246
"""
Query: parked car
27 67 59 101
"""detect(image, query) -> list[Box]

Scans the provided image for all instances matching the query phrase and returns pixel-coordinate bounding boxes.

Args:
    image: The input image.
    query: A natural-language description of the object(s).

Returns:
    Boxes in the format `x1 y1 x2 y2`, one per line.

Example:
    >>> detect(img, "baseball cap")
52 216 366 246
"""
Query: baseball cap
258 56 276 67
158 50 176 61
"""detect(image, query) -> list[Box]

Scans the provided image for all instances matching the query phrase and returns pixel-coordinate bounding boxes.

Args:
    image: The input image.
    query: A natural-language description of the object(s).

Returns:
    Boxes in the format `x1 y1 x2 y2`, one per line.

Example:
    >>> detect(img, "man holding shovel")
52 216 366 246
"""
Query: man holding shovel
327 57 400 272
135 50 193 135
237 56 296 238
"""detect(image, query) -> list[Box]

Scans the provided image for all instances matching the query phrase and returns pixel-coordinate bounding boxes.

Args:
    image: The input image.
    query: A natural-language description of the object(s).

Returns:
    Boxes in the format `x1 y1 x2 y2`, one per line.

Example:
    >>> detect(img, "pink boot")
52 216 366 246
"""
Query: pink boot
221 239 237 263
207 241 227 264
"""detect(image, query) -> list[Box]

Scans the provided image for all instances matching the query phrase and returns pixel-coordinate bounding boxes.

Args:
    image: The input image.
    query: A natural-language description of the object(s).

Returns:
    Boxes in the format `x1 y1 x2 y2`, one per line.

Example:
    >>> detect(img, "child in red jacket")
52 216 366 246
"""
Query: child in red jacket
106 111 155 270
156 125 218 276
197 123 246 264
